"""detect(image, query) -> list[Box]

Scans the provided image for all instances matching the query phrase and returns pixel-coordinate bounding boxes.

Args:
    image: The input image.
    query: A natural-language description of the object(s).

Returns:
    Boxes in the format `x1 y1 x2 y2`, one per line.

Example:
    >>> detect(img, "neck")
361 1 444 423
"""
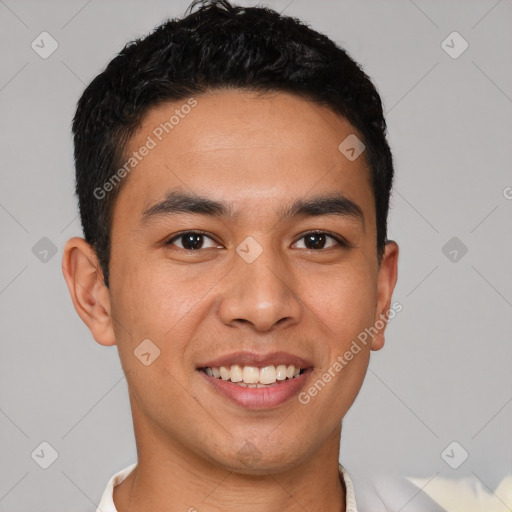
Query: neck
113 416 346 512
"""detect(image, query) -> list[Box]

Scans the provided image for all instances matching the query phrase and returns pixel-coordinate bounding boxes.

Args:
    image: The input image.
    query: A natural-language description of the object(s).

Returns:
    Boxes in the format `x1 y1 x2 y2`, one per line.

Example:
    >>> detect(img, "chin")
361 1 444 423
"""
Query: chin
206 440 309 475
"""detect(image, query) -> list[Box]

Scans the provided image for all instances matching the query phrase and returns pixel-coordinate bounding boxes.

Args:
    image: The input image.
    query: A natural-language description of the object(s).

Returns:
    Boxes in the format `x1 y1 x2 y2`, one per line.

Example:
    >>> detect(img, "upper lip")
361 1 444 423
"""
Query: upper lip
199 351 313 369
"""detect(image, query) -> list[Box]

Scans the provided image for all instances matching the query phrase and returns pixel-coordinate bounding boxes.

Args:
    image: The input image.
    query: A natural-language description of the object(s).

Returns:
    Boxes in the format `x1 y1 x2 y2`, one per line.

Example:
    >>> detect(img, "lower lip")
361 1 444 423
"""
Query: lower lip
199 369 313 410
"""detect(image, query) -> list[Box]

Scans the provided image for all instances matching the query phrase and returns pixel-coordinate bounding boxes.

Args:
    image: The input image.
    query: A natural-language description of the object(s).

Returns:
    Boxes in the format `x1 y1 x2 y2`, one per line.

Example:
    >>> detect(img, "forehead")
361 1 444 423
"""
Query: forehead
113 89 373 224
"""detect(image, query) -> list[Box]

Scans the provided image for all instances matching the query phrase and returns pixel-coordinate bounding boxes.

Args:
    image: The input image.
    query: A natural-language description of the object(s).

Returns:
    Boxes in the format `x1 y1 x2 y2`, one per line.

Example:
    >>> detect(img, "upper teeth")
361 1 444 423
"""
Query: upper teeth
204 364 302 385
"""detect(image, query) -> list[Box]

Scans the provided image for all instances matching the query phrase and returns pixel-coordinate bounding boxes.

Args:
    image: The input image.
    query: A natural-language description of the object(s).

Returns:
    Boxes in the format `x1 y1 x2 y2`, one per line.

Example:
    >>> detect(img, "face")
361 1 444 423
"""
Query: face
73 89 398 474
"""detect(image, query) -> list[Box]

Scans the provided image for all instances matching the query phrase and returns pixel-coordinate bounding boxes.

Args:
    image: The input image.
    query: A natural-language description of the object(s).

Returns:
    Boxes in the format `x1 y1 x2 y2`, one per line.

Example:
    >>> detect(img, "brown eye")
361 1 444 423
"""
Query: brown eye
293 231 347 250
166 231 219 250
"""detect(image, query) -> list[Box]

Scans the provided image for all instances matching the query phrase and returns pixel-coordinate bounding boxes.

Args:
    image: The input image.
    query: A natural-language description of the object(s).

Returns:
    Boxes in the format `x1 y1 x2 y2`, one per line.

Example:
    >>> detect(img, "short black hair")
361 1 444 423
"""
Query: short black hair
72 0 394 288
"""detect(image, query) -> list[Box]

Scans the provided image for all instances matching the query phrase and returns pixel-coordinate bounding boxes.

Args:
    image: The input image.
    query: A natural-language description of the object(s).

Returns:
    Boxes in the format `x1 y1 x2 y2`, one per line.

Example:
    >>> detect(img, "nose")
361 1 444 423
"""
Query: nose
217 243 303 332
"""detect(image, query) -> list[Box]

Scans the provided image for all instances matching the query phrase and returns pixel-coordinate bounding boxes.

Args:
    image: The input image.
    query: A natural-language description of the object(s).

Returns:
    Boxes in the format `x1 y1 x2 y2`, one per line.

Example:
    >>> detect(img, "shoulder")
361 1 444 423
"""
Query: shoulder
351 472 512 512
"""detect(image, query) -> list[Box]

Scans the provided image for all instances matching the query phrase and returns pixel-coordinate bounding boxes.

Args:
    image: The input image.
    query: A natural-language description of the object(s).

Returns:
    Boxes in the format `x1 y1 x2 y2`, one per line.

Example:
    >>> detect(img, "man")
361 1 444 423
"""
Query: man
62 1 402 510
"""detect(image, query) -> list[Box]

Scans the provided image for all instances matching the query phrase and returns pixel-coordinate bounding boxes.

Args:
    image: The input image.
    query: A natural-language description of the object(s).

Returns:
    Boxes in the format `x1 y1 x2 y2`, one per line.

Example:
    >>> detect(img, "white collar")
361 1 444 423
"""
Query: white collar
96 462 358 511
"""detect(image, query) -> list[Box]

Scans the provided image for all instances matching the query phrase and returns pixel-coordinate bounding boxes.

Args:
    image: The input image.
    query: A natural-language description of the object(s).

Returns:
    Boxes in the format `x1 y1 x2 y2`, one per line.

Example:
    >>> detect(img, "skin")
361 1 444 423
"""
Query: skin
62 89 398 512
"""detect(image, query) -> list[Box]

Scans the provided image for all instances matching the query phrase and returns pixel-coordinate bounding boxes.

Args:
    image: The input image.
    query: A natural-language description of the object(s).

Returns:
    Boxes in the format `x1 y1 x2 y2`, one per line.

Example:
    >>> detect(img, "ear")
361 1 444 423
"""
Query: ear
371 241 399 351
62 237 116 346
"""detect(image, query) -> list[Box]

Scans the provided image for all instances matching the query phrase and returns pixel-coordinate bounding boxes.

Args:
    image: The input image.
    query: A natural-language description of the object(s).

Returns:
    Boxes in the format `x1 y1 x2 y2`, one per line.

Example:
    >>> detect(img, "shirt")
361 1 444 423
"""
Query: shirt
96 462 359 512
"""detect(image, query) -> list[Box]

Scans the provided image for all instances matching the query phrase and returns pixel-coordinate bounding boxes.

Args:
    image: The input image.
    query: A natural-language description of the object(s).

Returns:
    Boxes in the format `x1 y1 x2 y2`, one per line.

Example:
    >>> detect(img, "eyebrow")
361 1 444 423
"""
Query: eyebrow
140 190 364 227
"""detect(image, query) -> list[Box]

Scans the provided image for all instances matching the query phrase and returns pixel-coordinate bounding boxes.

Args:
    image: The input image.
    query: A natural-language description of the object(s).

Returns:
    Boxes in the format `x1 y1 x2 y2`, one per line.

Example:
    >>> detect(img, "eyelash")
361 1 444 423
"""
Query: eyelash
164 230 349 250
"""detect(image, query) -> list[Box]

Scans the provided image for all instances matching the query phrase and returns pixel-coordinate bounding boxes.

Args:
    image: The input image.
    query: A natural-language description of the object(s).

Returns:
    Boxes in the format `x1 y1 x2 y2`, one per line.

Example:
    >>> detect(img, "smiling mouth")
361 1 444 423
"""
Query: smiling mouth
199 364 307 388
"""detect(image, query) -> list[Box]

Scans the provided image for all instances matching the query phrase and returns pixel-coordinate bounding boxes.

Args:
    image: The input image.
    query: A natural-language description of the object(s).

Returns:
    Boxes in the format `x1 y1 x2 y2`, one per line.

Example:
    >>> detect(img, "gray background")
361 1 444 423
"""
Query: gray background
0 0 511 510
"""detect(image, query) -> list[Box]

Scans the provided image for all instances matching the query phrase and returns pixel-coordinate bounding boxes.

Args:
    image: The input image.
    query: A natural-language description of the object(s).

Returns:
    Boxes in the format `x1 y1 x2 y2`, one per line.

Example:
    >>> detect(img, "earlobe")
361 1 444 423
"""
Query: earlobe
62 237 116 347
371 241 399 351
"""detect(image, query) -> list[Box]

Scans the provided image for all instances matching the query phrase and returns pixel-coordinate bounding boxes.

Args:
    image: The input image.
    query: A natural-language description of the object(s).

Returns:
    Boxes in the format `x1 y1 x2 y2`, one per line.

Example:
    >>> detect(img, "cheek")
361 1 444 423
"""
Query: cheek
110 246 174 327
108 257 199 405
302 259 378 343
109 252 216 364
297 266 376 424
